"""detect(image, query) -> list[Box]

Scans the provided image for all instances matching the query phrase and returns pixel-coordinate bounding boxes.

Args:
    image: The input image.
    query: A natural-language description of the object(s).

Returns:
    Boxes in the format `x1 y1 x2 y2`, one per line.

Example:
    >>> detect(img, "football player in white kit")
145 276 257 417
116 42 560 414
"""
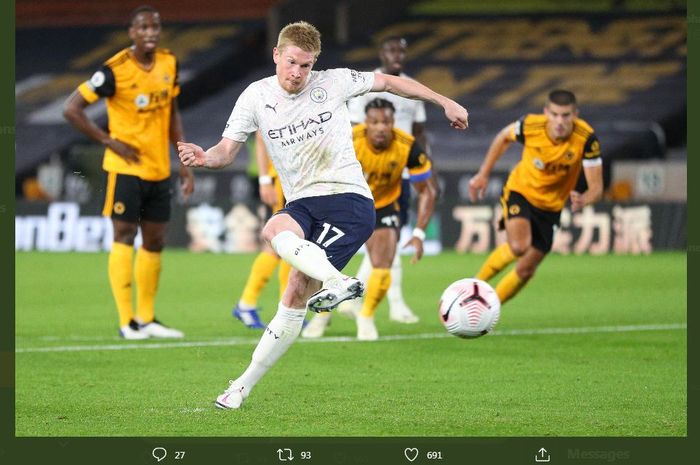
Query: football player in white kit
303 36 428 338
177 21 468 410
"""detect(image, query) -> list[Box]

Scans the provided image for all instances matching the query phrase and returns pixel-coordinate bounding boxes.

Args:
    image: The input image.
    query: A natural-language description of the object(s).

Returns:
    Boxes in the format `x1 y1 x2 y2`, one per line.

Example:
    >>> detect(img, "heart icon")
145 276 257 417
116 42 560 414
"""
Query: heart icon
404 447 419 462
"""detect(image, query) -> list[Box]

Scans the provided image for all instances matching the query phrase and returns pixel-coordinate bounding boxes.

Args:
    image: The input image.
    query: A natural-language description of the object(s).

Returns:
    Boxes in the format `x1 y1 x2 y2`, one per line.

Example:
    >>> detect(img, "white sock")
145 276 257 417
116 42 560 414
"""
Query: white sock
234 304 306 392
237 300 256 311
387 252 407 311
355 253 373 285
271 231 342 282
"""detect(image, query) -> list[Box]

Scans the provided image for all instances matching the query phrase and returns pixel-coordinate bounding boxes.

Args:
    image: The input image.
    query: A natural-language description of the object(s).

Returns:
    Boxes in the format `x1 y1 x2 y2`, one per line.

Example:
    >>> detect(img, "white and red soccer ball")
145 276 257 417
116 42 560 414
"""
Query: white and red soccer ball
438 278 501 338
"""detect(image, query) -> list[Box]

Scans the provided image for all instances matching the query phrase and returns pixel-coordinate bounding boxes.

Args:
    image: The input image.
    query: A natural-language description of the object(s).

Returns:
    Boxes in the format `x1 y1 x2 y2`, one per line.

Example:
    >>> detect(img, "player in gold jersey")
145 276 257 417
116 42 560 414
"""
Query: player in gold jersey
303 98 437 340
232 132 291 329
468 90 603 304
346 35 431 325
63 5 194 339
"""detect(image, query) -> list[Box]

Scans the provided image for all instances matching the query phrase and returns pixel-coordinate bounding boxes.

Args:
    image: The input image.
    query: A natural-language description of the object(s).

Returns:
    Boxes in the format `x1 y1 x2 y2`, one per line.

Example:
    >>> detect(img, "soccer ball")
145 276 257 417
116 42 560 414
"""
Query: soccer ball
438 278 501 338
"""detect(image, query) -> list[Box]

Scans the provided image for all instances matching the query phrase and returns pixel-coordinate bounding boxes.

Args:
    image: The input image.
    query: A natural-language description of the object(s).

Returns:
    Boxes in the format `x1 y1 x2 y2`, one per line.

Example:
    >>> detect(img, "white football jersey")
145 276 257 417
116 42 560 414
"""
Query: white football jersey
222 68 375 202
347 69 426 134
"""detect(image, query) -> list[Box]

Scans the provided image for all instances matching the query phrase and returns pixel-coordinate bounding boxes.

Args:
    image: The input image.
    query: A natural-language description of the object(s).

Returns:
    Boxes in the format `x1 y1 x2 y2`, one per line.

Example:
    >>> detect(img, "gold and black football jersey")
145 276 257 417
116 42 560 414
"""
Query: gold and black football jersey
505 114 601 212
353 124 432 209
78 47 180 181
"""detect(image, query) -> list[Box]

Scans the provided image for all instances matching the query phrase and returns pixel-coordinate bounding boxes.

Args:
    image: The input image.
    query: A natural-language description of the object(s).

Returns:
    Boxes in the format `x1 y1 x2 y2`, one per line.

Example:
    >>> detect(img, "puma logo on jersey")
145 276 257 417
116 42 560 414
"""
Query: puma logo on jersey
265 102 278 113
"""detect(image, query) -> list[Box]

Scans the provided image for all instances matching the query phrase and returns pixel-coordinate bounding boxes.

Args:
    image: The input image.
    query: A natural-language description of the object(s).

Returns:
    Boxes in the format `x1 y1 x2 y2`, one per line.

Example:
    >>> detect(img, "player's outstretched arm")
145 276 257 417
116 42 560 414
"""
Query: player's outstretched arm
402 178 437 264
177 137 243 169
372 73 468 129
468 123 515 202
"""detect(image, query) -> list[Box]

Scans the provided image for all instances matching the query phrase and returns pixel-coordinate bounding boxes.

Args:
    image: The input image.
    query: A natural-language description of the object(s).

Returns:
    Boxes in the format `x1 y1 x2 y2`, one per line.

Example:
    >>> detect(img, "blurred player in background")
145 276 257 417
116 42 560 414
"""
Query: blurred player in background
468 90 602 304
232 131 291 329
63 5 194 339
303 98 436 340
177 21 468 409
345 36 430 324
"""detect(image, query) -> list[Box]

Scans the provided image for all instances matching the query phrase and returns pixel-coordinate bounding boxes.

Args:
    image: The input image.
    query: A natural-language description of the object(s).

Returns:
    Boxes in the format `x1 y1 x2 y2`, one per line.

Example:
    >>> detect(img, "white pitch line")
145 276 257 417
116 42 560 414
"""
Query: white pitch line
15 323 686 354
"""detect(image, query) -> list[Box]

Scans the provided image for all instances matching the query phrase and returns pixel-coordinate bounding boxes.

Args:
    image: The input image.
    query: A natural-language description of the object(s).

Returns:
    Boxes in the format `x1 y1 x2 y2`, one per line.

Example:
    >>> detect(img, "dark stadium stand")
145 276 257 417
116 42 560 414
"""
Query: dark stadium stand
178 12 687 177
15 0 275 184
13 1 687 255
331 13 686 174
16 0 275 27
16 4 685 197
15 21 267 178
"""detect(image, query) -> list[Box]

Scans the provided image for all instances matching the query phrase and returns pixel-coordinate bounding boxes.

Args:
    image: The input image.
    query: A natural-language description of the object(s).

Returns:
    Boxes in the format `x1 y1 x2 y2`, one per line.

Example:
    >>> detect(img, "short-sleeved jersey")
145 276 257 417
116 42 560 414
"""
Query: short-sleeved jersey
353 124 432 209
505 114 601 212
78 48 180 181
222 68 375 203
347 69 426 134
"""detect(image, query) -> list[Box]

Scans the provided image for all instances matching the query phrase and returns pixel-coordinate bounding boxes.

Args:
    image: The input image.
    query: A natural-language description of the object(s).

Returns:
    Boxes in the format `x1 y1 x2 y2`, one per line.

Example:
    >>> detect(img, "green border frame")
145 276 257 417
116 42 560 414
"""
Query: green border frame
1 0 17 462
3 1 693 463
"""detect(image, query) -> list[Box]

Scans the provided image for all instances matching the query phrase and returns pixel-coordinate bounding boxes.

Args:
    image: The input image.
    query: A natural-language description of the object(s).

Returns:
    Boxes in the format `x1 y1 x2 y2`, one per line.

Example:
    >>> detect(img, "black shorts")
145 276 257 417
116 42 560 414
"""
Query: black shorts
375 202 401 236
500 190 561 253
102 172 172 223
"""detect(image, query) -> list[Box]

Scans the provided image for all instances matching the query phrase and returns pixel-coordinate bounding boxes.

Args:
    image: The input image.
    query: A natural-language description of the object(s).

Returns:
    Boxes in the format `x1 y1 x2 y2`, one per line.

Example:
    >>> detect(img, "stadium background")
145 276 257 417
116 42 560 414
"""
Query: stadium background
15 0 686 255
12 0 688 450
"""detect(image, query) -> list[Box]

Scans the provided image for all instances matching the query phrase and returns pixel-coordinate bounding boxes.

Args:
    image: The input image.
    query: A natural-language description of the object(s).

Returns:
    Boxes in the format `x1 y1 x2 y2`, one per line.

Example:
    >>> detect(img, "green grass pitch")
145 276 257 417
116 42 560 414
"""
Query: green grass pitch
15 251 686 437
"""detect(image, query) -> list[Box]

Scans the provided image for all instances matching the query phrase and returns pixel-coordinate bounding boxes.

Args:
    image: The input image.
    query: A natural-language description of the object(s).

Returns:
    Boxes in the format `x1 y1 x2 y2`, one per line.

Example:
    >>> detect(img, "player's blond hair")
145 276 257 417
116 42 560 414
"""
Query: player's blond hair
277 21 322 58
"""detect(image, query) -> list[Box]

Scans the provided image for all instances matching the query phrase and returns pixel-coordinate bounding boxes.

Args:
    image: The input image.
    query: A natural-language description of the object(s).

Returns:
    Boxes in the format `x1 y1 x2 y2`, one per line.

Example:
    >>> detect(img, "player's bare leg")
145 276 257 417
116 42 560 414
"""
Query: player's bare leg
503 216 531 258
496 247 545 304
262 214 363 311
265 217 363 311
475 242 517 281
493 217 545 304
